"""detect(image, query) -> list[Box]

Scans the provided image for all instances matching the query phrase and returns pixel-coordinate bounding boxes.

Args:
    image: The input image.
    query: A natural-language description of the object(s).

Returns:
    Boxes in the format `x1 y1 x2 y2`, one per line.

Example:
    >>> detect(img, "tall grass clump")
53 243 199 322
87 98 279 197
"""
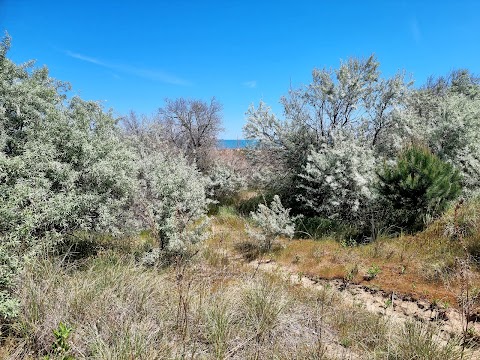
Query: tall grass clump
380 322 463 360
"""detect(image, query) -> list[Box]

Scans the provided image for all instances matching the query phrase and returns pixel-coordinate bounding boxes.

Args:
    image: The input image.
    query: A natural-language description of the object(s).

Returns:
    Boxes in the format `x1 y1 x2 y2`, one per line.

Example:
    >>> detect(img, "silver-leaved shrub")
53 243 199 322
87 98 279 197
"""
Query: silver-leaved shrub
244 55 410 212
403 72 480 197
247 195 295 251
208 161 246 204
0 36 137 318
124 119 211 260
298 129 377 222
135 150 210 253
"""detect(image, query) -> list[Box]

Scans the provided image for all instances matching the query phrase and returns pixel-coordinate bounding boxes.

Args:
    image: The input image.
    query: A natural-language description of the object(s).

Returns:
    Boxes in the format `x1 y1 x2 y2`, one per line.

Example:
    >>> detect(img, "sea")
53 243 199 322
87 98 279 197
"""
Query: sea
217 139 257 149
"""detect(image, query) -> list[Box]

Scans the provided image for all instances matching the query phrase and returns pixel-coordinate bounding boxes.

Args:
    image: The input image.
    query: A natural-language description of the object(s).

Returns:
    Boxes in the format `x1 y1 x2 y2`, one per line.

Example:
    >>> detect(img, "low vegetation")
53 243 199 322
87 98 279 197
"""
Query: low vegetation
0 228 473 359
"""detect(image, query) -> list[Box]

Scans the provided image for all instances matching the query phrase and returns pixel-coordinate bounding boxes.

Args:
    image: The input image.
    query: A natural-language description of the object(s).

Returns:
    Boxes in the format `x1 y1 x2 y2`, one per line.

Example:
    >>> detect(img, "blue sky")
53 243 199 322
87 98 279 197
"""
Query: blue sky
2 0 480 138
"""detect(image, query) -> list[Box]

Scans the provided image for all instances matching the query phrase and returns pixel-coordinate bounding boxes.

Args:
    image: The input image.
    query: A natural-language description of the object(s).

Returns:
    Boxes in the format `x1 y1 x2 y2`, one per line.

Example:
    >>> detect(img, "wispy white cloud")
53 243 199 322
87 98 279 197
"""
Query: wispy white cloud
243 80 257 88
65 50 190 86
65 51 105 66
410 17 421 44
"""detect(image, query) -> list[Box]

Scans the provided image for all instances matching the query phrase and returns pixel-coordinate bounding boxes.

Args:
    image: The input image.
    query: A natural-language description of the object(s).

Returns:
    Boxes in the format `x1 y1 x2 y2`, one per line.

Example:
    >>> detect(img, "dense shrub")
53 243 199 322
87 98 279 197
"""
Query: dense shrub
0 36 138 318
405 70 480 196
123 117 211 257
134 150 210 253
0 36 212 317
298 129 377 223
244 58 480 235
244 55 410 214
208 161 246 205
377 145 461 231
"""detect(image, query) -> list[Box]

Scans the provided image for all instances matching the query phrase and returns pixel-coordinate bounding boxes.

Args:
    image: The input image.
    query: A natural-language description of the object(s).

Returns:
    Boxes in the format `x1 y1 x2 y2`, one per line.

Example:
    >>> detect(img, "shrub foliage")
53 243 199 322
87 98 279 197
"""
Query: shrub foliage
377 145 462 231
0 35 211 317
247 195 295 251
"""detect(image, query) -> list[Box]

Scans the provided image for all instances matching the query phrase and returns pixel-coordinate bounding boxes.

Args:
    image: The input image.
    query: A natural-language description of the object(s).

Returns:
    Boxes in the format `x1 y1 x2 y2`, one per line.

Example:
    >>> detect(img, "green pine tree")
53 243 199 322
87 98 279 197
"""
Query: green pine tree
378 145 461 232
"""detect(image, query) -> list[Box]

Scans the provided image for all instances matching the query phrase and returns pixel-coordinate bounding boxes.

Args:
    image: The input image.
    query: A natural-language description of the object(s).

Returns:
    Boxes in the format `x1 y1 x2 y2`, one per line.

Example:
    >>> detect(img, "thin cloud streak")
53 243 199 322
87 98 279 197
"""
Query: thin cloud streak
243 80 257 88
65 51 105 65
65 50 191 86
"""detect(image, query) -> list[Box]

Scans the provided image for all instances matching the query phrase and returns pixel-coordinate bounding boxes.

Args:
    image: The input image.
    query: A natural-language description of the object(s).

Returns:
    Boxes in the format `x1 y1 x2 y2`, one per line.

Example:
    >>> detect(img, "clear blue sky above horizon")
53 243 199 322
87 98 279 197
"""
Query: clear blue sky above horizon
2 0 479 138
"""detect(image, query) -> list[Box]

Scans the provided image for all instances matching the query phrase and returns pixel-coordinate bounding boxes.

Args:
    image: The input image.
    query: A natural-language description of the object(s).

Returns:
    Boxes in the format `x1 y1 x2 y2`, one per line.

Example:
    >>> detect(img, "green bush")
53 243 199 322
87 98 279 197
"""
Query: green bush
377 145 461 232
294 216 337 239
294 216 374 244
236 192 275 216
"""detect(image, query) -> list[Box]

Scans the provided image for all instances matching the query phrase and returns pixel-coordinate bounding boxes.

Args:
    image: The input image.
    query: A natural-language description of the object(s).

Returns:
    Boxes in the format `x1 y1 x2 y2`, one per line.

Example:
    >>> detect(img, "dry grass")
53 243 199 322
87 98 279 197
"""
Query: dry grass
264 231 480 310
0 206 477 359
209 204 480 314
2 250 342 359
